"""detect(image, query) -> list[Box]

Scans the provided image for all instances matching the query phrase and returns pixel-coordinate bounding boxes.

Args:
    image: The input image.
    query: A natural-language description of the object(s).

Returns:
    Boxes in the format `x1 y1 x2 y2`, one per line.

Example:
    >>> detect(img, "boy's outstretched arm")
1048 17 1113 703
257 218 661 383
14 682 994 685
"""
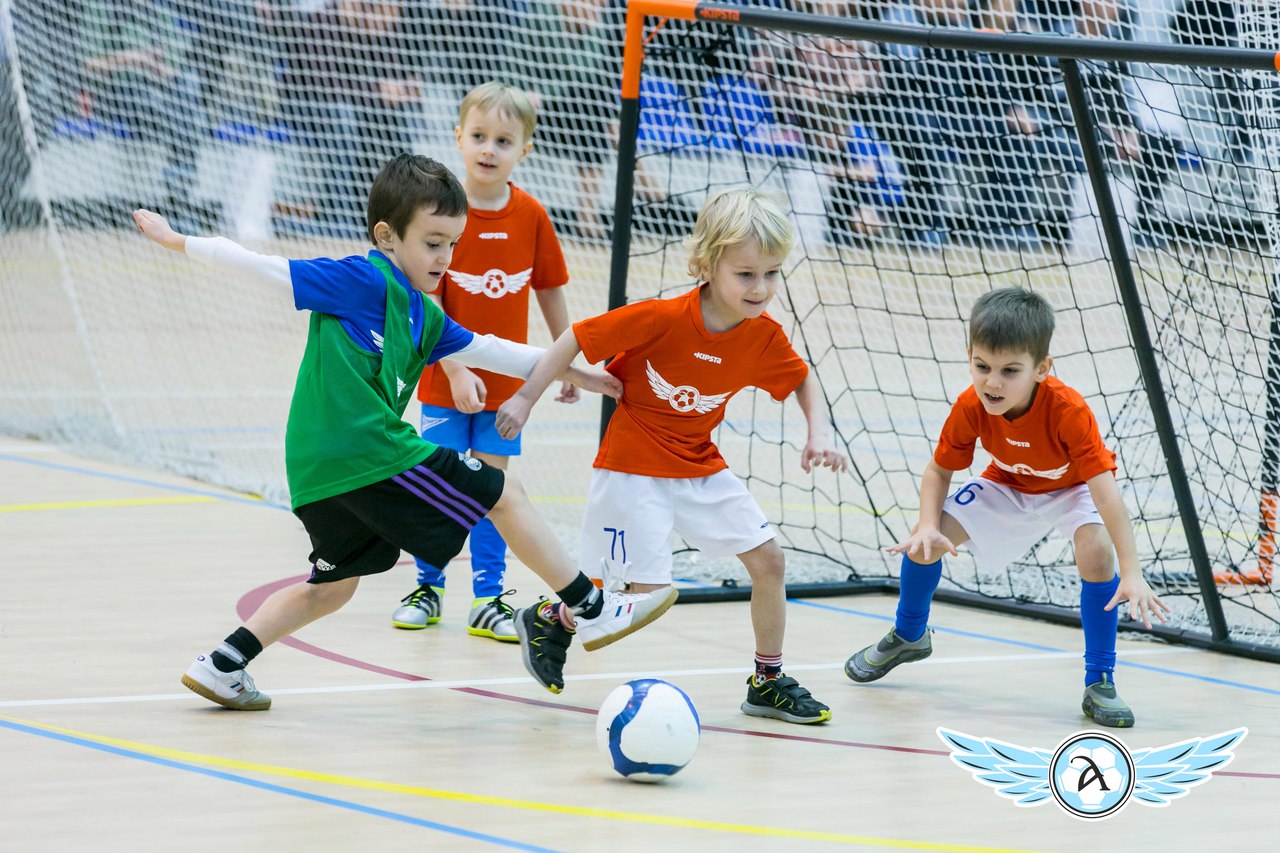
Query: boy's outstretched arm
887 460 959 563
794 372 849 473
133 209 290 288
495 327 585 439
1087 471 1171 629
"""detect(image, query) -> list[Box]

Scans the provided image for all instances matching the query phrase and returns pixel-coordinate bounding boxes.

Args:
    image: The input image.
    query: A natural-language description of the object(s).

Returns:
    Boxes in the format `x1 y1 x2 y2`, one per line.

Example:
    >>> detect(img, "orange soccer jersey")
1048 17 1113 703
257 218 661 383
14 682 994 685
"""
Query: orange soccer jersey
933 375 1117 494
573 284 809 478
418 183 568 410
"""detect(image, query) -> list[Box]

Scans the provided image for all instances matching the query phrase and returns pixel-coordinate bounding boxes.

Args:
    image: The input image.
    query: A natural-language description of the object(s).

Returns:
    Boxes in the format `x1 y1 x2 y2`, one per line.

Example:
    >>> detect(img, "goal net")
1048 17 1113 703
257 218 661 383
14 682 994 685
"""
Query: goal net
1 0 1277 655
612 1 1280 655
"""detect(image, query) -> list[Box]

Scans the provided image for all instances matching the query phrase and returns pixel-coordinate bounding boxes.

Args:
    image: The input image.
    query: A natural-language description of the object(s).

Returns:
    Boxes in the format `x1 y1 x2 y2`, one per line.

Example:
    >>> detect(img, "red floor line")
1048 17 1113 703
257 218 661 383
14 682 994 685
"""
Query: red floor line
234 575 1277 775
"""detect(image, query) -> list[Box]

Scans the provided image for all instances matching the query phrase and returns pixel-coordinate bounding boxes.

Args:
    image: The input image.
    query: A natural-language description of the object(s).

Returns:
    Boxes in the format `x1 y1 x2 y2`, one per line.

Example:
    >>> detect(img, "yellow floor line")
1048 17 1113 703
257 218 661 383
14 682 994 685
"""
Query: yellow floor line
0 496 216 512
2 715 1046 852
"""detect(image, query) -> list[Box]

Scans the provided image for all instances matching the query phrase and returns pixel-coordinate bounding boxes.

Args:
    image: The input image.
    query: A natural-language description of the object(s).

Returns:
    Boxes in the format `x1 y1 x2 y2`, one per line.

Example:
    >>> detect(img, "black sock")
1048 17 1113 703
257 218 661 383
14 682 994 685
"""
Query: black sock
210 627 263 673
556 573 603 620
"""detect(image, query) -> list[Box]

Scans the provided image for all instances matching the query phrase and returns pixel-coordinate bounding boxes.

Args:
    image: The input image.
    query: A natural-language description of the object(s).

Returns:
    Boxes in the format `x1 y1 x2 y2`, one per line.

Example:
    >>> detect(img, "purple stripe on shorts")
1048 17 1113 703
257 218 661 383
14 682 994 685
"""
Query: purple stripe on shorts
402 462 490 519
391 474 478 531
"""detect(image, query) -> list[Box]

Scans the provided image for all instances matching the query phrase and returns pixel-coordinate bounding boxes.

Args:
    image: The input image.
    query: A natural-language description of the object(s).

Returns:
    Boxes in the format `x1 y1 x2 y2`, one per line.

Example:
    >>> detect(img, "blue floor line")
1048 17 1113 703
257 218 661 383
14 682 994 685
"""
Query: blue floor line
0 718 562 852
674 577 1280 695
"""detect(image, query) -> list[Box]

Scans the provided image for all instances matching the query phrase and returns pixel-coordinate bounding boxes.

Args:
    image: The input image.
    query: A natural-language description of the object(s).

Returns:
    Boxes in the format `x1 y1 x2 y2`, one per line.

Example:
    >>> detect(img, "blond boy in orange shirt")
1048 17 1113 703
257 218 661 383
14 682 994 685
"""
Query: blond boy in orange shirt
498 189 848 724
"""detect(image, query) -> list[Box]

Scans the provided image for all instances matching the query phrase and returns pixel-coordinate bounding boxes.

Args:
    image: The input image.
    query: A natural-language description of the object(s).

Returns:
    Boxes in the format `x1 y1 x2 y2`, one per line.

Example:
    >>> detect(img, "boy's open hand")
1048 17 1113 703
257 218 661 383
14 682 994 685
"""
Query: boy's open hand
886 526 958 563
132 208 186 252
1106 575 1171 630
800 437 848 474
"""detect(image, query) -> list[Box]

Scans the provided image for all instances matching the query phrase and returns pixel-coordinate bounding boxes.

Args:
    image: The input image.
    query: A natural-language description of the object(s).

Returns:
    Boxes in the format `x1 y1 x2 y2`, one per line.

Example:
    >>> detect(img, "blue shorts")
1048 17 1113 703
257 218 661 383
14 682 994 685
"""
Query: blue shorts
420 403 522 457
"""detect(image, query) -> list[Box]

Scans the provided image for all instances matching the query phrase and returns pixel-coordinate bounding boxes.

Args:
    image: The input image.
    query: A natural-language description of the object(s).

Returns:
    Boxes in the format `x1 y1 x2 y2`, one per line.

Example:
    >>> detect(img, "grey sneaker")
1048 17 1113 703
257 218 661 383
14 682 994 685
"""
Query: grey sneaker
1082 674 1135 728
844 627 933 683
466 590 518 642
181 654 271 711
392 585 443 629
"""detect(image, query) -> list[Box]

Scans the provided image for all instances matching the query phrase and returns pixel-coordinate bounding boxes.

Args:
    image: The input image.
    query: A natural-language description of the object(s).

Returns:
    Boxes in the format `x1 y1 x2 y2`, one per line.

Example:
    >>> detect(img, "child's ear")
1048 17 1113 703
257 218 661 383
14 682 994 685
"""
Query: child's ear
1035 355 1053 381
454 124 463 150
372 221 395 249
518 138 533 162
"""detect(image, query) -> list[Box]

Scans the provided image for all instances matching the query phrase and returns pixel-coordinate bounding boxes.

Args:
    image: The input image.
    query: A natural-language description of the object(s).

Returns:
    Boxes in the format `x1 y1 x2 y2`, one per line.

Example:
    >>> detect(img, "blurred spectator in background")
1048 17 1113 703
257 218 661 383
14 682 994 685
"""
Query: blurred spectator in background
517 0 622 240
766 35 906 247
420 0 522 94
262 0 424 238
1027 0 1180 247
1 30 40 231
1169 0 1246 166
77 0 207 229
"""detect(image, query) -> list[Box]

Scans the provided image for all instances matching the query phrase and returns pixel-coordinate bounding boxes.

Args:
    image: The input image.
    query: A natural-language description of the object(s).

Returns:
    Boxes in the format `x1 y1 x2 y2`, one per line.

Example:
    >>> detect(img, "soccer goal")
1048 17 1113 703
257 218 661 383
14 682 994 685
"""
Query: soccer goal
2 1 1278 662
607 0 1280 661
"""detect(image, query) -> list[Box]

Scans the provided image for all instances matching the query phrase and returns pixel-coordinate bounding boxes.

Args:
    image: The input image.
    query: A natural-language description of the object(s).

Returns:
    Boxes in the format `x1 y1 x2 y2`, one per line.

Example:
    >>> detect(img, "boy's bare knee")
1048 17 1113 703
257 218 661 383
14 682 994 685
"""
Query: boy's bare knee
741 539 785 584
317 577 358 607
1074 525 1115 582
490 472 526 516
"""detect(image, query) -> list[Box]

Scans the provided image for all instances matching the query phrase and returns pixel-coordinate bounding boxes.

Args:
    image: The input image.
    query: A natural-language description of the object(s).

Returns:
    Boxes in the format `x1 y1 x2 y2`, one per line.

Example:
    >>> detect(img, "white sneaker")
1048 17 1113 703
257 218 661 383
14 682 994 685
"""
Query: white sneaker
576 586 678 652
181 654 272 711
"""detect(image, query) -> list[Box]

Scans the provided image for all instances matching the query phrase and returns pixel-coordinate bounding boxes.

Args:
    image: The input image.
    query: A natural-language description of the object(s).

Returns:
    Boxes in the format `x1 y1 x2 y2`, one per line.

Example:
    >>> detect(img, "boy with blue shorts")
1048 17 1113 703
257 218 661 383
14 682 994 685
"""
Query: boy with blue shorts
844 287 1169 727
391 82 577 643
134 154 676 708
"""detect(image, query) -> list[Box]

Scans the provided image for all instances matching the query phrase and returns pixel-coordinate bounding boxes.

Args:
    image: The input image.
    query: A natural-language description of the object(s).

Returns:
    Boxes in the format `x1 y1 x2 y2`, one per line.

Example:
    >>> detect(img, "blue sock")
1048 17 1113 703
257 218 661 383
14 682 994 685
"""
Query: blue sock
468 518 508 600
895 556 942 643
1080 575 1120 686
415 556 445 589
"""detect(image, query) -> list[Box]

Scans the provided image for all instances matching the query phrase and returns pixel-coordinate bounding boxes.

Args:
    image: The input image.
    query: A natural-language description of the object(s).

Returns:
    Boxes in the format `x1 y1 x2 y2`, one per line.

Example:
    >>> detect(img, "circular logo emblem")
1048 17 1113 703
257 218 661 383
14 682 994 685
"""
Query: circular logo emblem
481 270 508 297
668 386 700 412
1049 732 1135 819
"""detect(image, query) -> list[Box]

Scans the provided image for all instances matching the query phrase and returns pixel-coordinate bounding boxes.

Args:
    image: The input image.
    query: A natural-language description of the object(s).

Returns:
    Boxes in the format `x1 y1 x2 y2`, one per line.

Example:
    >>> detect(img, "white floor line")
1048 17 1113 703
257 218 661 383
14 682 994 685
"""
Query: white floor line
0 647 1196 710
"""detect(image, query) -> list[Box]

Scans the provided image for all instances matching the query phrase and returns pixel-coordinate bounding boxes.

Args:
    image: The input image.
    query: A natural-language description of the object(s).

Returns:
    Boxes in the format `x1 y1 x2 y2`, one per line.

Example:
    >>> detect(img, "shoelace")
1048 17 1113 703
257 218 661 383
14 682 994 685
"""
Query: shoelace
401 585 435 606
491 588 518 618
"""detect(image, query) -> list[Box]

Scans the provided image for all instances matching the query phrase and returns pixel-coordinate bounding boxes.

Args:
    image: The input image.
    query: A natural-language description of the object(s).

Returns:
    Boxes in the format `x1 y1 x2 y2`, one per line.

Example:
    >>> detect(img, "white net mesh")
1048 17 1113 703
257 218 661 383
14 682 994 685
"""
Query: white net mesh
1 0 1277 649
619 2 1280 649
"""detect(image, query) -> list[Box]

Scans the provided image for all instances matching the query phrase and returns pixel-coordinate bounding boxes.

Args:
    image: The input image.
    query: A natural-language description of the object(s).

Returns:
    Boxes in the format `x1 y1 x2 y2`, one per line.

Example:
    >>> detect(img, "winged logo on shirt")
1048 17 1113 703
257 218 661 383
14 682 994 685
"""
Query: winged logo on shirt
448 267 533 298
991 456 1071 480
646 361 730 414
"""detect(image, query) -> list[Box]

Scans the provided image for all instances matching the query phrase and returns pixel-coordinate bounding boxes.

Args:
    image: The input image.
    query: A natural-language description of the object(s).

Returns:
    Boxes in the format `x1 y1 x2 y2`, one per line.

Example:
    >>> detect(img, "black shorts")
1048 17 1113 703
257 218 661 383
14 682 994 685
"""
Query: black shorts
294 447 505 584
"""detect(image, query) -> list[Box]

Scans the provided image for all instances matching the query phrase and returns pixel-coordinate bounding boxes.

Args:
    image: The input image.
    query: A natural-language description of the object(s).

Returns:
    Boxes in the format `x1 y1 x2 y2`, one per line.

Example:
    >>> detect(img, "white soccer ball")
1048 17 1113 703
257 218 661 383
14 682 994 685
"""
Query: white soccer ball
1058 745 1122 806
596 679 700 782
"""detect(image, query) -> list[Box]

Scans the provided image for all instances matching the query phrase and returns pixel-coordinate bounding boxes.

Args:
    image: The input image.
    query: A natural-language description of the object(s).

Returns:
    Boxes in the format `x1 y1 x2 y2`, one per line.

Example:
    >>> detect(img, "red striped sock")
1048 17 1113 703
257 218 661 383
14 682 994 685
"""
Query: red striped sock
754 652 783 684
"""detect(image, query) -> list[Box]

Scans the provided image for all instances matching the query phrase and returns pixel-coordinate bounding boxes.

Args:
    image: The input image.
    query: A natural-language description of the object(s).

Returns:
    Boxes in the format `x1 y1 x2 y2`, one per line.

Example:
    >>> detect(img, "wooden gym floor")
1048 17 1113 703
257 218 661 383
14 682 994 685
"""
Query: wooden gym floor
1 437 1277 852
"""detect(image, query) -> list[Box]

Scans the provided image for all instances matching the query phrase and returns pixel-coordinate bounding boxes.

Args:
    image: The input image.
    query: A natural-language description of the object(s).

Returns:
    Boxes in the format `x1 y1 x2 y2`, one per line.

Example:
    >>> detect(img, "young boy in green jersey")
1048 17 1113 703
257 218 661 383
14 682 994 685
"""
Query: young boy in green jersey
134 154 676 709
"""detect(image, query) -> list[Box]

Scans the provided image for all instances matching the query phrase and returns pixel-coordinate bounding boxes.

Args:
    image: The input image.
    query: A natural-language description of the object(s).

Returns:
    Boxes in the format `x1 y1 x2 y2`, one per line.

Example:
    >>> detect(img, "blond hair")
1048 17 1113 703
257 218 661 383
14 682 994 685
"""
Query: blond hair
684 188 793 278
458 81 537 143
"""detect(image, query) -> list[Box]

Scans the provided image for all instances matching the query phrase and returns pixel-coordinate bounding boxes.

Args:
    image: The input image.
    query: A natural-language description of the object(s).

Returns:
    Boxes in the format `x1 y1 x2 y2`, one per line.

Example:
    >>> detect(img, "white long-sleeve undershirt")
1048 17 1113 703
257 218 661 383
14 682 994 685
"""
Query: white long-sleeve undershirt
182 236 545 379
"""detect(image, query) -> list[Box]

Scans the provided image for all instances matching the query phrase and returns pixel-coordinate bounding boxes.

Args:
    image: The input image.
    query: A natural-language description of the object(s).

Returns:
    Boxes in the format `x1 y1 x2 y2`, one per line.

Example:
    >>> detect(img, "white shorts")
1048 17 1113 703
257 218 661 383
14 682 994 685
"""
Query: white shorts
942 477 1104 572
578 468 775 585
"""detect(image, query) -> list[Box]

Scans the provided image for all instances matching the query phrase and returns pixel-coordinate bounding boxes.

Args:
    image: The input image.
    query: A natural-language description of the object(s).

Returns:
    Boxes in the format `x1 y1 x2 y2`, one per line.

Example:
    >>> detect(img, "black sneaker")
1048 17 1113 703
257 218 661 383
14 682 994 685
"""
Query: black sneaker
513 599 574 694
741 674 832 724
